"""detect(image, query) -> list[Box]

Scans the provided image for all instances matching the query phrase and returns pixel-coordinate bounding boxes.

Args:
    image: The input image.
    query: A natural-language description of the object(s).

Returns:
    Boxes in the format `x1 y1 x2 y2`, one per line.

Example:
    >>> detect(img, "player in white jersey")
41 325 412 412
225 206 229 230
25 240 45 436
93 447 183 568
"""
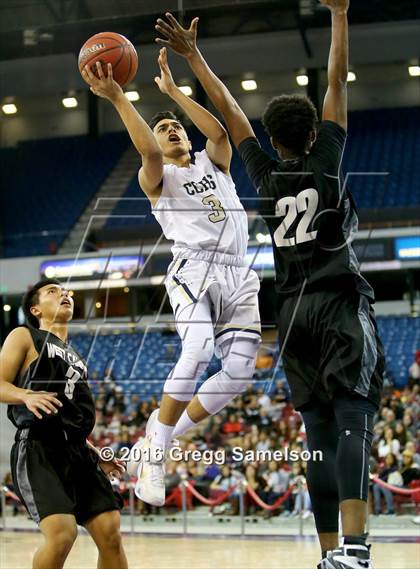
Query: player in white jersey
83 49 261 506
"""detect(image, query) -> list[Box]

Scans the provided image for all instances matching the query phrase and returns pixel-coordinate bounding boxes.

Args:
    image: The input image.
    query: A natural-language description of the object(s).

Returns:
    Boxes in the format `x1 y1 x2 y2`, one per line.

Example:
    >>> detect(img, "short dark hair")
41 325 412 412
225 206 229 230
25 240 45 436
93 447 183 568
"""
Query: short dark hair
22 278 62 328
149 110 182 131
262 94 318 156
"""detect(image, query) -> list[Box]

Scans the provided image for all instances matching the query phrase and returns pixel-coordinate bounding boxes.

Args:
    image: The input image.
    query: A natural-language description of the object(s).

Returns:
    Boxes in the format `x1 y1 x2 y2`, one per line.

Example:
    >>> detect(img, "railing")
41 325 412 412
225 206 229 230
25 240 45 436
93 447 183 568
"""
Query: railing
0 476 307 536
3 476 417 535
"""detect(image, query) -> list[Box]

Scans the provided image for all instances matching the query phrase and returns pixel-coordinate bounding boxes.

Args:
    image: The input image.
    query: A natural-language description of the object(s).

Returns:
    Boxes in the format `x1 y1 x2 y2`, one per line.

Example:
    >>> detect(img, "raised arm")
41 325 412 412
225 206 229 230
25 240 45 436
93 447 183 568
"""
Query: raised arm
154 47 232 173
155 14 256 149
320 0 349 131
82 63 163 203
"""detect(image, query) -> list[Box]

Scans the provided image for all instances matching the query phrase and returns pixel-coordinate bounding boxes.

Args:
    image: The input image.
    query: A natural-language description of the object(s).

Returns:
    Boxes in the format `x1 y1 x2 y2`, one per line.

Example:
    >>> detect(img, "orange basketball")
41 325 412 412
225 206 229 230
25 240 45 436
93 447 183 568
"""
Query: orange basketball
78 32 138 87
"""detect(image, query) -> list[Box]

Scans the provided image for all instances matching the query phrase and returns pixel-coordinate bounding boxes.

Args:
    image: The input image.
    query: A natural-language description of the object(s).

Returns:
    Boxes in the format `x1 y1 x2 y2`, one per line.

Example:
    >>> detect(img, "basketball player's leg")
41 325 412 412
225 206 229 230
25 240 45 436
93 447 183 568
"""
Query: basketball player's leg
34 514 78 569
172 266 261 437
333 392 376 537
151 292 215 450
315 292 383 567
172 336 259 437
300 400 340 554
133 293 215 504
84 510 128 569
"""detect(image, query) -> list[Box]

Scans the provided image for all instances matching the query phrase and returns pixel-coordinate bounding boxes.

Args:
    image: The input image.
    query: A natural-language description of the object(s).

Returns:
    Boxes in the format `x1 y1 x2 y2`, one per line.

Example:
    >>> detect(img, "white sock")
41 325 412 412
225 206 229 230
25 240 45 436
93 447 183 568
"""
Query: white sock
151 419 175 451
172 410 198 438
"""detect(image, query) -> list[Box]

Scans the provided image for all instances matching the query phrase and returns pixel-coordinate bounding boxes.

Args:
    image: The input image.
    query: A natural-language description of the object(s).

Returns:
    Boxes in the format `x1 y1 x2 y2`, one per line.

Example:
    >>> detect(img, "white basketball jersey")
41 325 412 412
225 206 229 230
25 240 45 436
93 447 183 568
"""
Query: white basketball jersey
152 150 248 258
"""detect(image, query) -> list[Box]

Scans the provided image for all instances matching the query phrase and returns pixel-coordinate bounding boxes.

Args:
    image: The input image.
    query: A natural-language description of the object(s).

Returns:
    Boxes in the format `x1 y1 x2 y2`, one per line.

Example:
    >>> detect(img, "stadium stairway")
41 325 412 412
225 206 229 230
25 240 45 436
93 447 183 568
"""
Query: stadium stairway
59 145 139 254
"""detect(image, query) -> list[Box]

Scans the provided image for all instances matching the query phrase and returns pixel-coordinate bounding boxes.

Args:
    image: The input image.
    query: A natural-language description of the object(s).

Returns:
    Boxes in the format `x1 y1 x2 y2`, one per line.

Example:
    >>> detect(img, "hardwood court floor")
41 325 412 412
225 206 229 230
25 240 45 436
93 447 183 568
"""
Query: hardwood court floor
0 532 418 569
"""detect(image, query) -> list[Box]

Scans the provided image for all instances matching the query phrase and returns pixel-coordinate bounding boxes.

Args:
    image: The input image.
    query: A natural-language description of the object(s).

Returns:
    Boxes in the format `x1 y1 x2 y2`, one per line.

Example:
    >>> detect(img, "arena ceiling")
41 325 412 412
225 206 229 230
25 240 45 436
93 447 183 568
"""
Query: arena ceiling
0 0 419 62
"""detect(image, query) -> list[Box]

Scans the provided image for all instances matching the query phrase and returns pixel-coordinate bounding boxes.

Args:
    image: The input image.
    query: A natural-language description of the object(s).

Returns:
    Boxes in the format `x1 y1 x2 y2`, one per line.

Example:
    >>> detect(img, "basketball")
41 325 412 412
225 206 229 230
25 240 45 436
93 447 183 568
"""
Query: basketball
78 32 138 87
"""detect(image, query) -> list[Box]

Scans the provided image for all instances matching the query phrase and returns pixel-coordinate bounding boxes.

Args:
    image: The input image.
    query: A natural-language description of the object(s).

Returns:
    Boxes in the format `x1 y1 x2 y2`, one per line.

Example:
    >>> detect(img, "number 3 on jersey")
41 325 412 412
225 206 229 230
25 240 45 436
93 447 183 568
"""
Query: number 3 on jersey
64 366 81 400
202 194 226 223
274 188 319 247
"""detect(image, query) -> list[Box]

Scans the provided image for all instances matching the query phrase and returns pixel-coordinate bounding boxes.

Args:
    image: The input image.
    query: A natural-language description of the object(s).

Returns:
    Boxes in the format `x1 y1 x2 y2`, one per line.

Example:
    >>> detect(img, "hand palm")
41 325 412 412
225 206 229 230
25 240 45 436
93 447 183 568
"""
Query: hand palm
155 13 199 58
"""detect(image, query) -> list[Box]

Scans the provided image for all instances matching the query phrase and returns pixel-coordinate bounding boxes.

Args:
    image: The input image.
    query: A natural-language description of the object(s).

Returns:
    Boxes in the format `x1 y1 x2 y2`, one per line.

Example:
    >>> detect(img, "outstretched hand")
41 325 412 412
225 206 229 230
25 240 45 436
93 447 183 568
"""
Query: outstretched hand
81 62 123 102
155 47 177 95
155 12 199 59
319 0 349 12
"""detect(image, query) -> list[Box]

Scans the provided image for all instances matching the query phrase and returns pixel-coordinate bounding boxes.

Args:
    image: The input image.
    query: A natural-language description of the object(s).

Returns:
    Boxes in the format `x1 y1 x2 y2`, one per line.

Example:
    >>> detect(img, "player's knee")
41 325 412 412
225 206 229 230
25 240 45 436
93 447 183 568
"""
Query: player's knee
52 526 78 556
182 339 214 370
223 352 257 383
98 527 123 554
174 341 214 381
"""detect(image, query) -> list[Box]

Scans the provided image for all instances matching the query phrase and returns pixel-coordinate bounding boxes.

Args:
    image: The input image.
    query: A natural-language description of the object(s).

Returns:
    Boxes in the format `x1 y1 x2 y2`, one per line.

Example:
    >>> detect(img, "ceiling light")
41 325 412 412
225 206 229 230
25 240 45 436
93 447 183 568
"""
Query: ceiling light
125 90 140 101
62 96 78 108
241 79 257 91
179 85 193 96
3 304 11 312
408 65 420 77
296 74 309 87
95 302 102 309
2 103 17 115
347 71 356 82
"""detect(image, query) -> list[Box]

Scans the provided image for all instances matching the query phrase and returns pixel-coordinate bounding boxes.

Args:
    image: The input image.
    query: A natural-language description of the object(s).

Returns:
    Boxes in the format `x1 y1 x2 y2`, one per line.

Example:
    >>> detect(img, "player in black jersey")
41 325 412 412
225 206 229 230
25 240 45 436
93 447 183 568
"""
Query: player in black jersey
0 279 128 569
157 2 384 568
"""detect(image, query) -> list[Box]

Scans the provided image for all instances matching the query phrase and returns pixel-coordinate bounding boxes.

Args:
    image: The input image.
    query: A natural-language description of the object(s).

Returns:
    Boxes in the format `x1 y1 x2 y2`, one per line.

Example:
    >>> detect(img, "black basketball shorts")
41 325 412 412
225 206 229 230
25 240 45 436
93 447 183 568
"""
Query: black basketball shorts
278 290 385 410
10 428 122 525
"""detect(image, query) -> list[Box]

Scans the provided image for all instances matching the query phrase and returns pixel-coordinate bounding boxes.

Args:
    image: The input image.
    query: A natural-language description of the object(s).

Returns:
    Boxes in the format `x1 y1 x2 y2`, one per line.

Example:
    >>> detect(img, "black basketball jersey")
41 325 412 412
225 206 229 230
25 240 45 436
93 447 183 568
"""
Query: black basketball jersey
238 121 374 300
8 326 95 438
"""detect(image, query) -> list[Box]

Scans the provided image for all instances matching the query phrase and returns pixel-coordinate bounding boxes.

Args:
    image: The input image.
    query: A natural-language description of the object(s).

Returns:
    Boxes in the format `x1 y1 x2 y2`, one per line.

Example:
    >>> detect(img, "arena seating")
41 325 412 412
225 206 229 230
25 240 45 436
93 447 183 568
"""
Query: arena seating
105 106 420 231
0 132 129 257
70 315 419 397
2 107 419 258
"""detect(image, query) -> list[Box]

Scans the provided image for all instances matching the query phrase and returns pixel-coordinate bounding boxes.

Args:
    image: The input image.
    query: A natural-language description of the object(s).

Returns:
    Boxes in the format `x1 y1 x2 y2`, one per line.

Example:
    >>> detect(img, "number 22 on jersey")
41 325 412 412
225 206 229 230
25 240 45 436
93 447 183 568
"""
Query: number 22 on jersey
274 188 319 248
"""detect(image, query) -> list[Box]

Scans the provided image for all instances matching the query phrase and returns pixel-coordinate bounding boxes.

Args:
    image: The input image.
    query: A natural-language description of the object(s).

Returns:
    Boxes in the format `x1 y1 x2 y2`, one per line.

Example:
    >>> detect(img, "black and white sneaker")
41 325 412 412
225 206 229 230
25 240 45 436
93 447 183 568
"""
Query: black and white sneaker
317 543 373 569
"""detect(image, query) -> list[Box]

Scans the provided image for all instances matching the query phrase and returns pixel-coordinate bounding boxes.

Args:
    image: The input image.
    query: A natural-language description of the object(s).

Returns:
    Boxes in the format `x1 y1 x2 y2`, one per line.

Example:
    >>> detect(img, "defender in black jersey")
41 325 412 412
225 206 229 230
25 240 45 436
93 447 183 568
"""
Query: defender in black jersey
158 3 382 568
0 279 128 569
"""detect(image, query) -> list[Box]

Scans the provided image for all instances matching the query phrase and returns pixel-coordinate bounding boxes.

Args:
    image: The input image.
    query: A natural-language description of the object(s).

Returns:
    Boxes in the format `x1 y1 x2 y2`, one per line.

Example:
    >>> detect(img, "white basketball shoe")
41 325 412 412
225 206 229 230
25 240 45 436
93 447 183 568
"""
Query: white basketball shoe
317 543 373 569
133 409 166 506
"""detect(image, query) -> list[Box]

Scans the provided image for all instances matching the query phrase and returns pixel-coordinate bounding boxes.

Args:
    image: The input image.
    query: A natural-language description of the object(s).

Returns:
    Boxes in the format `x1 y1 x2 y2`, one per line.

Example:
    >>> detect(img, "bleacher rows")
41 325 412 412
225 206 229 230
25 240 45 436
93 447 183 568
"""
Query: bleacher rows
69 315 419 397
1 107 419 258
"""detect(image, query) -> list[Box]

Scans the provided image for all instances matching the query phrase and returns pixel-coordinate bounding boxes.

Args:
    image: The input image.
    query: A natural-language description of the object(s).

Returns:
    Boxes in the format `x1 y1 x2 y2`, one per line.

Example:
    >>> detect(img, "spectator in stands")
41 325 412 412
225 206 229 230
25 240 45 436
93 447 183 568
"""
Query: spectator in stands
383 408 397 428
258 408 272 430
404 441 420 468
394 422 409 448
401 450 420 486
290 462 312 519
389 395 404 421
255 348 274 380
244 464 263 515
222 413 243 437
378 427 400 459
408 350 420 381
2 472 19 517
373 453 401 515
403 410 417 439
257 389 271 411
125 394 141 416
242 393 260 424
164 461 181 494
260 461 291 518
256 431 271 453
210 465 239 515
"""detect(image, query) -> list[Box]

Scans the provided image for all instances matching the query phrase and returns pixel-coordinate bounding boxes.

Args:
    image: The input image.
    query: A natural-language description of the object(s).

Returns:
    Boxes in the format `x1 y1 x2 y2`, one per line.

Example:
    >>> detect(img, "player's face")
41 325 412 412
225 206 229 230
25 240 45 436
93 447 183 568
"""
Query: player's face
153 119 191 158
31 284 74 324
